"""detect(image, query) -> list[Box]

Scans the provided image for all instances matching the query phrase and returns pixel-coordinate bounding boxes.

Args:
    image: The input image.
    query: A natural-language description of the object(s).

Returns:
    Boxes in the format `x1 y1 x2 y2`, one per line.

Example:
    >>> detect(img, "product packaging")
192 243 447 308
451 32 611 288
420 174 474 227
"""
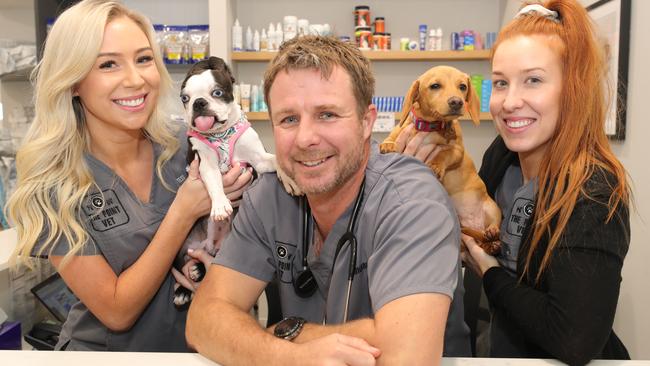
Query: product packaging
232 19 243 51
188 24 209 63
163 25 188 64
354 5 371 27
419 24 427 51
240 83 251 113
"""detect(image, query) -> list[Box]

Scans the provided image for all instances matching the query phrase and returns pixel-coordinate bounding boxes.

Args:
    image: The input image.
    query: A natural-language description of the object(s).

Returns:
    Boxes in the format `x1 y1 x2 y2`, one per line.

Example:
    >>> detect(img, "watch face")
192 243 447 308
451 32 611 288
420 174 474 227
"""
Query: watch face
274 317 303 339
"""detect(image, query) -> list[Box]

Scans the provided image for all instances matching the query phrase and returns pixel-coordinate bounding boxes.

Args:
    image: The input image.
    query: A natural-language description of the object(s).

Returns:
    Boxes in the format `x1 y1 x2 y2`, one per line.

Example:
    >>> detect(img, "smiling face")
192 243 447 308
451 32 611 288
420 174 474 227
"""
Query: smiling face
270 66 375 197
75 16 160 139
490 35 563 167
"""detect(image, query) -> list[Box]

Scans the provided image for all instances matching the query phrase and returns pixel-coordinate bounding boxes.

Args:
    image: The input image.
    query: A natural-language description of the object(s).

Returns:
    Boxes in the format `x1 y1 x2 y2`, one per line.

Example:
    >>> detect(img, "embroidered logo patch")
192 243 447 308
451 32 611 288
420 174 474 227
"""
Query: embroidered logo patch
82 189 130 232
273 240 297 284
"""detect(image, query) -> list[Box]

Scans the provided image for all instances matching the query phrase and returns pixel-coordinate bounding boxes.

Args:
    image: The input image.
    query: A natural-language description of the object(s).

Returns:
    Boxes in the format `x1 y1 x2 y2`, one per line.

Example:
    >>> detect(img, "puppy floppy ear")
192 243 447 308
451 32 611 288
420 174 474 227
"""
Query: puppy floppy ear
399 80 420 127
207 56 236 84
465 75 481 126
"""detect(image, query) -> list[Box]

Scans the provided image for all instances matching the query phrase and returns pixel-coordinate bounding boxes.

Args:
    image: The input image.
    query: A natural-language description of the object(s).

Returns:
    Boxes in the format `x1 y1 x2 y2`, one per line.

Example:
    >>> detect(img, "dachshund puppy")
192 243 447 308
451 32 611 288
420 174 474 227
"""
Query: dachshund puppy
380 65 501 254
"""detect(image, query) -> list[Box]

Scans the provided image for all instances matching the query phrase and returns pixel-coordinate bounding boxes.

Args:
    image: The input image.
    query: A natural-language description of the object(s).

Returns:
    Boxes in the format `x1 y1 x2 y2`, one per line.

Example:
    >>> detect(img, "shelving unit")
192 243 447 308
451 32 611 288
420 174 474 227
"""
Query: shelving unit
246 111 492 122
232 49 491 62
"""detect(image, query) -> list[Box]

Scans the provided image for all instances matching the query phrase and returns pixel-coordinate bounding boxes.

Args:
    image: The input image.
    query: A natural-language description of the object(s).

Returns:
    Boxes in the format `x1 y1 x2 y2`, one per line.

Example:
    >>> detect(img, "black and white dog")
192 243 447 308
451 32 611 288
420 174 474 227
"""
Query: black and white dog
171 56 299 307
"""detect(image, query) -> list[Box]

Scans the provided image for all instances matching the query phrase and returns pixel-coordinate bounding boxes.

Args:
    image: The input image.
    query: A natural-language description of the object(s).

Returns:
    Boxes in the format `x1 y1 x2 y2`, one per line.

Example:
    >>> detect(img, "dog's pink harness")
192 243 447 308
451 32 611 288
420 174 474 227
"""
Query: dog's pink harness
187 117 251 173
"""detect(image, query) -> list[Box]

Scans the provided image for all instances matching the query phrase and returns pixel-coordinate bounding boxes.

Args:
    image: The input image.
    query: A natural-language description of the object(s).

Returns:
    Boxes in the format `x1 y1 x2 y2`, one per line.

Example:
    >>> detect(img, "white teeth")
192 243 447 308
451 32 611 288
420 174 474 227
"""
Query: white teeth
506 119 534 128
115 97 145 107
301 158 326 167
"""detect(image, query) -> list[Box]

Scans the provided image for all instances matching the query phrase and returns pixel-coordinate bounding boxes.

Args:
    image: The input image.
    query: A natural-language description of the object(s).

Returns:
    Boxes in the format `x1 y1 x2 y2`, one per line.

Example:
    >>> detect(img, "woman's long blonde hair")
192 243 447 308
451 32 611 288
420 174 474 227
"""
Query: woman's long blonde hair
493 0 630 283
6 0 179 269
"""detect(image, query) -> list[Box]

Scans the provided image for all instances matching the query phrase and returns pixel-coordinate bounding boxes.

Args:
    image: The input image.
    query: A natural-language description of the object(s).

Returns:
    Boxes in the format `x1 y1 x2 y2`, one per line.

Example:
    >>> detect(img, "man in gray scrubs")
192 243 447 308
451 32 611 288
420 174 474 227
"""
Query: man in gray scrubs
187 35 470 365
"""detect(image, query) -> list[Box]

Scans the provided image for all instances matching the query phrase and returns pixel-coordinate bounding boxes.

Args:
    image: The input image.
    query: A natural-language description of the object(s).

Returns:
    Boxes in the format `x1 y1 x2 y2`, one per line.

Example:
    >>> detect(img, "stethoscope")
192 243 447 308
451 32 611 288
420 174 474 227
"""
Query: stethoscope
292 178 366 323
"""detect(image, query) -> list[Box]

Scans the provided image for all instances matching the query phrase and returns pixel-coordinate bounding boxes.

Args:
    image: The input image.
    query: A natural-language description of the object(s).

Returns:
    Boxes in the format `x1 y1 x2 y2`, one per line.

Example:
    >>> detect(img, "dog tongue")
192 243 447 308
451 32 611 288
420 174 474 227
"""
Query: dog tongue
194 116 216 131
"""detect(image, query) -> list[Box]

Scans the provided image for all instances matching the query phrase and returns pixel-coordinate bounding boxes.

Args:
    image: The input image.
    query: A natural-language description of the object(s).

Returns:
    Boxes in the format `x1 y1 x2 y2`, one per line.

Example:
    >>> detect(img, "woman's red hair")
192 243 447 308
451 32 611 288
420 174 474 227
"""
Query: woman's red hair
491 0 630 283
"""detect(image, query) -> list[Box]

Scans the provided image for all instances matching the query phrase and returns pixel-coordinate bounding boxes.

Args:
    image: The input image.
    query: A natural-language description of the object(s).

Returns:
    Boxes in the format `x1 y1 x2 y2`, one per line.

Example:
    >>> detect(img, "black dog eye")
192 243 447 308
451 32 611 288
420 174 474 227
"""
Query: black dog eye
459 84 468 91
429 83 441 90
180 94 190 103
212 89 224 98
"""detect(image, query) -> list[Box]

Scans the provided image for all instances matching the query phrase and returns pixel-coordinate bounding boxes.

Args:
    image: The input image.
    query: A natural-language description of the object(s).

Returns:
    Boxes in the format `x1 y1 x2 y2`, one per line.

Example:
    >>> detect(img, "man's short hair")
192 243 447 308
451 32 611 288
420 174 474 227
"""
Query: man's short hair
263 35 375 119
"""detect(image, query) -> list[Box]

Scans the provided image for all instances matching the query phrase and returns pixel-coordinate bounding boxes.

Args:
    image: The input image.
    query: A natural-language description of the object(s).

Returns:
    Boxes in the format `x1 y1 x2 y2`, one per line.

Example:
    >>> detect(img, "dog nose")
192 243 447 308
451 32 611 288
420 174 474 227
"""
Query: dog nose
448 97 464 111
193 98 208 112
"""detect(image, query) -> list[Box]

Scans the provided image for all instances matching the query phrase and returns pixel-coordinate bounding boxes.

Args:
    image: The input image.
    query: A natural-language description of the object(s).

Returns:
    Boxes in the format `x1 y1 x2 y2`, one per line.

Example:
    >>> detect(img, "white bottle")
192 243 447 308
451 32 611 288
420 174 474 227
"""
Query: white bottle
268 23 276 51
232 19 242 51
253 29 260 52
436 27 443 51
251 85 259 112
260 29 268 51
428 29 436 51
276 22 283 48
233 84 241 106
245 26 253 51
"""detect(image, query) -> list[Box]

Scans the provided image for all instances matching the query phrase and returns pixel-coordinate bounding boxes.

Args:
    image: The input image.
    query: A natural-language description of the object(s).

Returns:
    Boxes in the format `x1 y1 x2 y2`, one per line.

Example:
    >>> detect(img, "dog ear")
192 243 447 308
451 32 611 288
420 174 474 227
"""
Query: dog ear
207 57 236 84
465 75 481 126
400 80 420 127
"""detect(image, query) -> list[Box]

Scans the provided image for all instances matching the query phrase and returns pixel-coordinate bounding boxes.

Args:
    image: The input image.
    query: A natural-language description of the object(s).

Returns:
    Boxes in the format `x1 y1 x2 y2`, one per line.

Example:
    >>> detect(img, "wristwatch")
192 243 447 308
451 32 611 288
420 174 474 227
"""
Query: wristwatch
273 316 306 341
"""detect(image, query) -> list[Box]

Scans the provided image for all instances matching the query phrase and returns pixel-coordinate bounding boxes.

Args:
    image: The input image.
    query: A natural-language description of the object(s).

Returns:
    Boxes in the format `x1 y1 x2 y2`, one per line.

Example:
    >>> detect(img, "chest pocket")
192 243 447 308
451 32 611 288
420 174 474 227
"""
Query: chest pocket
82 188 168 274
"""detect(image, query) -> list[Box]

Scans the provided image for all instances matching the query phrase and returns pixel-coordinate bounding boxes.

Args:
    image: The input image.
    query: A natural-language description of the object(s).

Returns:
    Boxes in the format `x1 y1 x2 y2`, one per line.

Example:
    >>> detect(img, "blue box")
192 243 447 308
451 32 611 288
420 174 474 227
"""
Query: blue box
0 321 21 350
481 79 492 113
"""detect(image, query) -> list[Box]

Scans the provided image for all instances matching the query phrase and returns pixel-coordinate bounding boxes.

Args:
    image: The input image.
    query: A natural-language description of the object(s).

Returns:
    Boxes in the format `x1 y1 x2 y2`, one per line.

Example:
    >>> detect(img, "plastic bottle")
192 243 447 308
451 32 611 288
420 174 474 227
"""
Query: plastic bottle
268 23 276 51
245 26 253 51
436 27 443 50
253 29 260 52
232 19 242 51
276 22 283 48
260 29 268 51
251 85 259 112
419 25 427 51
427 29 436 51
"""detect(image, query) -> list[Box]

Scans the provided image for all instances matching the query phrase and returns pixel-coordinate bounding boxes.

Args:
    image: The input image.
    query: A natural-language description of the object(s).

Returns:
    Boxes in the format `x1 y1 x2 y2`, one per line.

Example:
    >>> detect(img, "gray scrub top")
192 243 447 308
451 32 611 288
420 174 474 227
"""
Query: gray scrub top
33 131 191 352
215 141 471 356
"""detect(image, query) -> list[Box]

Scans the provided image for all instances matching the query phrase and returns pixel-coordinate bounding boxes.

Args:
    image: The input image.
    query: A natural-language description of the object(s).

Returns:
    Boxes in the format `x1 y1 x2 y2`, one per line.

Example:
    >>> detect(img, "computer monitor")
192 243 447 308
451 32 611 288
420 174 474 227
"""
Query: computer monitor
30 273 78 323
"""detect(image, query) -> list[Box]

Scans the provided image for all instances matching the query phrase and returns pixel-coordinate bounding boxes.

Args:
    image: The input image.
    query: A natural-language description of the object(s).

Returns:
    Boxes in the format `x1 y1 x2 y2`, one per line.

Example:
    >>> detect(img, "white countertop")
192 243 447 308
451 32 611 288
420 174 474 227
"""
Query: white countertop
0 228 17 271
0 352 648 366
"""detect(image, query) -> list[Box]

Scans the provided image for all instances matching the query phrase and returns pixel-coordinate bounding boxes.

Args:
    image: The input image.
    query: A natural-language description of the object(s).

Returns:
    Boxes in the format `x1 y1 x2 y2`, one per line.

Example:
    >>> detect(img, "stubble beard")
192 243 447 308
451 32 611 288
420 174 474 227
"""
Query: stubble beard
281 136 365 196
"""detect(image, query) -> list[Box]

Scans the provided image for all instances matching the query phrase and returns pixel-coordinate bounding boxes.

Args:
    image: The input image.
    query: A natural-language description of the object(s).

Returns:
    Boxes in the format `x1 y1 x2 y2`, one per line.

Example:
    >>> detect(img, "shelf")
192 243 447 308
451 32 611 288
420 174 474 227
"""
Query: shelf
231 49 491 62
245 111 492 122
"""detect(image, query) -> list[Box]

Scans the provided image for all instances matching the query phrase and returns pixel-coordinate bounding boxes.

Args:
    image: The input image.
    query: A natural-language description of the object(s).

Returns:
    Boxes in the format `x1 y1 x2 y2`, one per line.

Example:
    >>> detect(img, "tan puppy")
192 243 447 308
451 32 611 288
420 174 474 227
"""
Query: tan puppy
380 65 501 254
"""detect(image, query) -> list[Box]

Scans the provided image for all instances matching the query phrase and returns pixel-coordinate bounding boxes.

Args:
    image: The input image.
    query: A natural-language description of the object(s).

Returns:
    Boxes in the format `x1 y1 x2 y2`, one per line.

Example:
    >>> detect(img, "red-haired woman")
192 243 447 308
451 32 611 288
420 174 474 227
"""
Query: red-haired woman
461 1 631 364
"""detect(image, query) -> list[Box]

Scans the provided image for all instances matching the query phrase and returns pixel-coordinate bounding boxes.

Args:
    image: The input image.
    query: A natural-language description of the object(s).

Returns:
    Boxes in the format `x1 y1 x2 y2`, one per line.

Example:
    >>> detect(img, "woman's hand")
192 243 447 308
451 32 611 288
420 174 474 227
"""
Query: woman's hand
222 162 254 208
181 248 216 290
394 124 442 165
461 234 500 277
174 158 212 222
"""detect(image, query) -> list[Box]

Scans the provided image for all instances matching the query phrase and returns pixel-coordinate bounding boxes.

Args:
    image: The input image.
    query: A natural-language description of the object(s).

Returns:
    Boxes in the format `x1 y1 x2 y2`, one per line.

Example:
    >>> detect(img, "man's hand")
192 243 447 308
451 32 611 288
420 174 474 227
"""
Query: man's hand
293 333 380 366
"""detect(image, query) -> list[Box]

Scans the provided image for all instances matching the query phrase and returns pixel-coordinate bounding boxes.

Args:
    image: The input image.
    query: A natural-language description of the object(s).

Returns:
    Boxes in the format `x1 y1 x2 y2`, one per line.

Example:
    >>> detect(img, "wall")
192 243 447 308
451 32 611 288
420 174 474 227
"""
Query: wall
608 0 650 359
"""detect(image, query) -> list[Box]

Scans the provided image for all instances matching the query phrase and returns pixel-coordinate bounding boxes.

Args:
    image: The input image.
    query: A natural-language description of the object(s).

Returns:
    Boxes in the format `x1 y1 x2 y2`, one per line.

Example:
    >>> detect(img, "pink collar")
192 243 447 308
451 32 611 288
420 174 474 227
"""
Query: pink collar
411 107 446 132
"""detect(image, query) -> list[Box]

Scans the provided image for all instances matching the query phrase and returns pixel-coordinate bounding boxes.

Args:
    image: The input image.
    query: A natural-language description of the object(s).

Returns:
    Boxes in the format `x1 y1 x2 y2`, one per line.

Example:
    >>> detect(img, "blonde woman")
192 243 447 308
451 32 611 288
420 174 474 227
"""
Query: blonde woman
7 0 250 351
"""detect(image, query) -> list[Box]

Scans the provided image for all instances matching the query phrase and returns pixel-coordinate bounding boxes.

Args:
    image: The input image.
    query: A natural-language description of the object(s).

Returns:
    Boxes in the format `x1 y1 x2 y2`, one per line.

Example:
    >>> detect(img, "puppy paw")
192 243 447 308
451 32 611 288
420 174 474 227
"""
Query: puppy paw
430 164 446 180
210 197 233 221
173 284 194 308
276 167 303 196
484 225 500 243
379 141 396 153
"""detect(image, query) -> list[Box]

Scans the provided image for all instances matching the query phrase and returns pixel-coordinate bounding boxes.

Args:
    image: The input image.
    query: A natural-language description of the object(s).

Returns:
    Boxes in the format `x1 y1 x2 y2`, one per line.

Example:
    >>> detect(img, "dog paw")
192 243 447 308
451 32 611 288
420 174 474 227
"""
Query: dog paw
431 164 446 180
276 167 303 196
485 225 500 243
173 285 194 308
379 142 396 153
480 240 502 256
210 197 233 221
